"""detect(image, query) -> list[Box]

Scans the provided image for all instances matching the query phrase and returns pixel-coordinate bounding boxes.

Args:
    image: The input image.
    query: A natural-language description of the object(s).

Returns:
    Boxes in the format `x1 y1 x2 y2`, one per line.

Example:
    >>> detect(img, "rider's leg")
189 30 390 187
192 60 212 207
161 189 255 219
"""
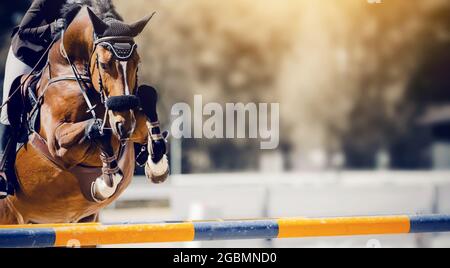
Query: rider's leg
1 47 32 125
0 47 32 199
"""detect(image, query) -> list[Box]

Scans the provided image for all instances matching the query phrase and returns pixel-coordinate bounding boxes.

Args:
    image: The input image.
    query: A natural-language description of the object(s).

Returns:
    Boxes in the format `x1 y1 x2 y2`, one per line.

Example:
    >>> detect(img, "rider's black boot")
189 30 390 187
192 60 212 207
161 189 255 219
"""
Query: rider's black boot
0 124 16 199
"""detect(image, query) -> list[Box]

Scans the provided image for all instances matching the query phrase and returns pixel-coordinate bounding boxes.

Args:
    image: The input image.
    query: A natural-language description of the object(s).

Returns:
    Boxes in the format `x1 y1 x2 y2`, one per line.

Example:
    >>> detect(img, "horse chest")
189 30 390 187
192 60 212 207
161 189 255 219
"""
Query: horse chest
11 136 135 224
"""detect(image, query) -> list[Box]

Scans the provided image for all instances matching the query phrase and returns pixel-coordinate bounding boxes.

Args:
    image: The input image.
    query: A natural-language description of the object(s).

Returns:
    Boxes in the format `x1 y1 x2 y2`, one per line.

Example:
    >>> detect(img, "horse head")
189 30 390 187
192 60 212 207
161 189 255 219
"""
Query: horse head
63 7 153 141
88 9 153 141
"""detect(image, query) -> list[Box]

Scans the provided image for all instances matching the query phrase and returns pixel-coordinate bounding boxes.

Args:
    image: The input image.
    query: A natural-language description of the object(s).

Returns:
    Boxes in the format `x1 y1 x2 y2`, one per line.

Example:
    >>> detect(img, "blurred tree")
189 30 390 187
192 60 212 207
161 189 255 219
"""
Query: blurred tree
395 1 450 169
342 0 450 169
114 0 450 172
116 0 300 173
277 0 450 170
0 0 29 78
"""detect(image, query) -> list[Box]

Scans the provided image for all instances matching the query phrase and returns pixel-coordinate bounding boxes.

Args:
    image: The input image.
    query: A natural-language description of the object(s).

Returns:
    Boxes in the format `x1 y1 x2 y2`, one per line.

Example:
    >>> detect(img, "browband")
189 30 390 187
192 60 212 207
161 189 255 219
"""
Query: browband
94 36 134 45
94 36 137 61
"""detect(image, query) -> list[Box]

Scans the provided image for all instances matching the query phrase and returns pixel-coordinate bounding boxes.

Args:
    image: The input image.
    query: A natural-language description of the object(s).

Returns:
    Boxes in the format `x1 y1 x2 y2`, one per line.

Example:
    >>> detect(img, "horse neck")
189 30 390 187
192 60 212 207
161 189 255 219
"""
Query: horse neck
61 13 94 68
42 25 111 168
45 25 93 80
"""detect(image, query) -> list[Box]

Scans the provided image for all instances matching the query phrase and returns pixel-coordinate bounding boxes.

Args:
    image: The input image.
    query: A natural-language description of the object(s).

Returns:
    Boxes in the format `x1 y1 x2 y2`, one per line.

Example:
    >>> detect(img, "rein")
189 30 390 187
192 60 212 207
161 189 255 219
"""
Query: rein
0 36 59 111
59 29 99 119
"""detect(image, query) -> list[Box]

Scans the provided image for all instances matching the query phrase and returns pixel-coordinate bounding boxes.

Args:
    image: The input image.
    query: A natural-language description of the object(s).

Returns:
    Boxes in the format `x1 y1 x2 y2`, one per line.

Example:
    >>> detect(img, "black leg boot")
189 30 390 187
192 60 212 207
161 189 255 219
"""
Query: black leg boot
0 124 17 199
136 85 167 165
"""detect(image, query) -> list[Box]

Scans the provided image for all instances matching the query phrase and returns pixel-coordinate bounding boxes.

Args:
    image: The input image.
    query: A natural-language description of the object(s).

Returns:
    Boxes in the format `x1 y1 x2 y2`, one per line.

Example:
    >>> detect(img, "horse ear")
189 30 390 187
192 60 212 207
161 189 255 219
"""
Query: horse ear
87 7 108 36
129 12 155 37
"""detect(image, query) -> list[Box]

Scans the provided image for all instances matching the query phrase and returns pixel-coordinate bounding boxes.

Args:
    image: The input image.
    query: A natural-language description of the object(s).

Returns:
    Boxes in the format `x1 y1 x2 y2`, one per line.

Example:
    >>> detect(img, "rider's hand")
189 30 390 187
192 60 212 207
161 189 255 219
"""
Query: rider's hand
51 18 66 36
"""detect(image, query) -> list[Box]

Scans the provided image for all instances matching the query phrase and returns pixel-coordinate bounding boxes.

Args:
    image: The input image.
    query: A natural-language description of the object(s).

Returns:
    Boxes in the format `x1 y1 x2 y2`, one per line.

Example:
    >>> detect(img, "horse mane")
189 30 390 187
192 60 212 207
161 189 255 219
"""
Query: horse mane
61 0 123 24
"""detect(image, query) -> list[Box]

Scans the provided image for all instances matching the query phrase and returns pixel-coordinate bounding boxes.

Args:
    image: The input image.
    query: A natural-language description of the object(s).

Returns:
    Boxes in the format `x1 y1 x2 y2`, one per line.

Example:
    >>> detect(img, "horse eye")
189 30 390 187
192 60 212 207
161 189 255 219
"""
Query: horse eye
100 62 109 69
101 44 111 51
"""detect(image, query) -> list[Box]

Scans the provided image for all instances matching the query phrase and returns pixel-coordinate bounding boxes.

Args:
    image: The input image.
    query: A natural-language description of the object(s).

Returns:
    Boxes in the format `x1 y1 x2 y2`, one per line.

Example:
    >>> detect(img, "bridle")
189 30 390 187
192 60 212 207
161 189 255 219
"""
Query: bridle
51 29 140 136
92 35 139 102
91 34 140 135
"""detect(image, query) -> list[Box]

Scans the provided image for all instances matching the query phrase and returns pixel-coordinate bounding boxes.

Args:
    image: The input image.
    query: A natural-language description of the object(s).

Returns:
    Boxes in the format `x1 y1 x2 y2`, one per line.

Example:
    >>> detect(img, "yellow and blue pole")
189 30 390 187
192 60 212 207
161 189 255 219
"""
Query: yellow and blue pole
1 214 450 248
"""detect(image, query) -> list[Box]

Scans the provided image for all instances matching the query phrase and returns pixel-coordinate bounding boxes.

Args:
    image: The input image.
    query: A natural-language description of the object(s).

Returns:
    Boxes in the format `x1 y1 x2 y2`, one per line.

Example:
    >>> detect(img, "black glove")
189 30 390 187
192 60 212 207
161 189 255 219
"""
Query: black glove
51 18 66 36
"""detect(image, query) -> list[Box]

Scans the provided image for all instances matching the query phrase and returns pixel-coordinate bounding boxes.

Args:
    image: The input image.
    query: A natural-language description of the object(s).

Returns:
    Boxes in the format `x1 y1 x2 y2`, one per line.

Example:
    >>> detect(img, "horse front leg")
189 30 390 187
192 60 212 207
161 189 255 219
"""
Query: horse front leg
135 85 169 184
50 119 101 167
52 119 124 202
90 132 124 202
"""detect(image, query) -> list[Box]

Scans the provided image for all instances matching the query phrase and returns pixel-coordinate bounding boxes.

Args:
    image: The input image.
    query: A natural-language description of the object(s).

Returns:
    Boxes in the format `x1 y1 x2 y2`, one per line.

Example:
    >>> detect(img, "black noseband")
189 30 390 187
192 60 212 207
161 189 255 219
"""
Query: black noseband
105 95 140 112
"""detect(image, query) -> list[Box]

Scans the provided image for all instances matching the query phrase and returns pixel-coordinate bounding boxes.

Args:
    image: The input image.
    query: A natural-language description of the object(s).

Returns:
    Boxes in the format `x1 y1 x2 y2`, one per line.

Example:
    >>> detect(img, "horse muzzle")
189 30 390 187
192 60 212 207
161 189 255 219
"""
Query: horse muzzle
105 96 139 140
109 113 136 140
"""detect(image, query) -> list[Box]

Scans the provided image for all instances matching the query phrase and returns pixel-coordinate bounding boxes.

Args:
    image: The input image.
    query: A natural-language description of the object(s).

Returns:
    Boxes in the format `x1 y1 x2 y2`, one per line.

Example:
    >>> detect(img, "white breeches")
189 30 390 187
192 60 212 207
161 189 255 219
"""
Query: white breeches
1 47 32 125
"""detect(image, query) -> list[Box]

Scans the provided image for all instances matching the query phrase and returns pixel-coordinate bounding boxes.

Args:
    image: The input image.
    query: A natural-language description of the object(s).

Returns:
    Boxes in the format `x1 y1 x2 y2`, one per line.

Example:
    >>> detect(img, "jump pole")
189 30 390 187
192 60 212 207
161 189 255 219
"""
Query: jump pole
1 214 450 248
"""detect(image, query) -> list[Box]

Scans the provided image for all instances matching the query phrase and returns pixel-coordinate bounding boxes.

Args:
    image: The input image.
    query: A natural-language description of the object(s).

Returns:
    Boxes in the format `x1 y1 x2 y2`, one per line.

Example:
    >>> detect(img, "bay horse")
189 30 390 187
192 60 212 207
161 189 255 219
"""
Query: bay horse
0 6 169 225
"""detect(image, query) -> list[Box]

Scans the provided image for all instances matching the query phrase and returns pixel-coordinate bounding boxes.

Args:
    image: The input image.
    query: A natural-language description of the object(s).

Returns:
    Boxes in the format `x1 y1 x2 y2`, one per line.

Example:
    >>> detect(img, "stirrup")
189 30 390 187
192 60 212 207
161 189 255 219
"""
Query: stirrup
0 175 8 199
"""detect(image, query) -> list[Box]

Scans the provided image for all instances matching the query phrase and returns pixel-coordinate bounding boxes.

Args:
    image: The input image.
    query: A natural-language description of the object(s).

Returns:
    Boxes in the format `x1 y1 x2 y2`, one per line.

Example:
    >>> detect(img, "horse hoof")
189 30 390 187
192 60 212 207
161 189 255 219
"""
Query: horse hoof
145 155 169 184
91 172 124 202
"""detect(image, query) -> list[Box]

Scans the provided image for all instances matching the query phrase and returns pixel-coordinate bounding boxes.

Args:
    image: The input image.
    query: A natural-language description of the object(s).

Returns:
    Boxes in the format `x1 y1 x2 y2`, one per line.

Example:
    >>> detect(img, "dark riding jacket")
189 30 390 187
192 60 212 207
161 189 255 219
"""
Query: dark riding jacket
11 0 66 67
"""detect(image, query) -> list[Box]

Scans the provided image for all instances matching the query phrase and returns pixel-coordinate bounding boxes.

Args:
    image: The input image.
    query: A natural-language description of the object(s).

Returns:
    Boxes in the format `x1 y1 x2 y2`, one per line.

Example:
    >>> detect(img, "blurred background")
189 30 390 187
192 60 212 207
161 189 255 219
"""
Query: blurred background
1 0 450 248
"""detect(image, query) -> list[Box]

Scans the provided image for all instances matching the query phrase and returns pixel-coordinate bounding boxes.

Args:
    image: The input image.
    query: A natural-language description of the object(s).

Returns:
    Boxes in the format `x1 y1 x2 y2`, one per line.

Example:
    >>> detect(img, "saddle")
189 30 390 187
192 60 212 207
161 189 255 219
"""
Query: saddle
2 72 42 196
7 72 42 143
